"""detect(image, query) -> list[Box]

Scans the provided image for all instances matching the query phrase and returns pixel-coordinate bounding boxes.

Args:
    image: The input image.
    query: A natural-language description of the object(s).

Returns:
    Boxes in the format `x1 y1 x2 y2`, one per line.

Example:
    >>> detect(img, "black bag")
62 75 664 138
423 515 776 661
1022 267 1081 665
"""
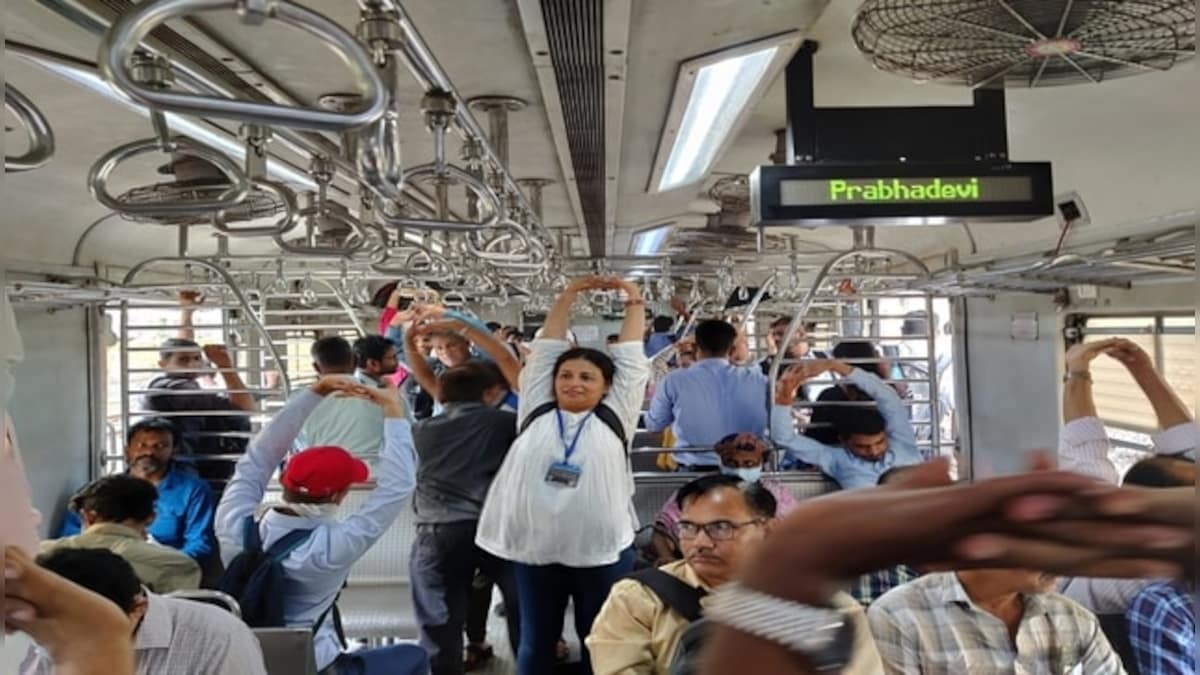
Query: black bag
518 401 628 450
626 568 709 675
217 517 344 645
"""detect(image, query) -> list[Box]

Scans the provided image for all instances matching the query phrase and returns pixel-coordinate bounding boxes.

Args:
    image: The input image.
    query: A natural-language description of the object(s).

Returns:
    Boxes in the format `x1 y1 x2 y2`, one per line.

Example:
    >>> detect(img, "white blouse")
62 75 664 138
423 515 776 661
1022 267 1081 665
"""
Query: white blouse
475 339 650 567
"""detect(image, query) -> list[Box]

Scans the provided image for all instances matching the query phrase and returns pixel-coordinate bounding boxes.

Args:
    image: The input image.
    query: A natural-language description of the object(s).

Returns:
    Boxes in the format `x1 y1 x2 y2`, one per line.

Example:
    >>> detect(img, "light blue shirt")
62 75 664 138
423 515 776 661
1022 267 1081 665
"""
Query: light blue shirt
770 368 921 489
643 358 770 466
294 374 385 467
215 390 416 671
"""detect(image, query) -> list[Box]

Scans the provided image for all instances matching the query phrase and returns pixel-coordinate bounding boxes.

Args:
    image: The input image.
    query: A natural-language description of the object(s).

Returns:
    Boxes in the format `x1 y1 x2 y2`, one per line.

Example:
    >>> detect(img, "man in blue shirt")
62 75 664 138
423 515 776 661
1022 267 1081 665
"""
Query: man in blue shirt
644 315 678 358
58 418 216 563
644 319 770 469
1126 579 1195 675
771 359 921 489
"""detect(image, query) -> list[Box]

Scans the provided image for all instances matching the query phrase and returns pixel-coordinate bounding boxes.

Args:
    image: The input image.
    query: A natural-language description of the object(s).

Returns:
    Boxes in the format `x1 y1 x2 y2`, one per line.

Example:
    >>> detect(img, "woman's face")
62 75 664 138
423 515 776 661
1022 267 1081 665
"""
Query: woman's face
554 358 609 413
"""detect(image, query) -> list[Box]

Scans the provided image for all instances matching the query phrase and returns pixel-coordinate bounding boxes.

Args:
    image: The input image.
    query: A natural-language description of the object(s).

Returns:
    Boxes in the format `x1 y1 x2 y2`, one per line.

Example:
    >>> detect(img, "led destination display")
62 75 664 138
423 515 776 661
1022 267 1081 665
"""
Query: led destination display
751 162 1053 226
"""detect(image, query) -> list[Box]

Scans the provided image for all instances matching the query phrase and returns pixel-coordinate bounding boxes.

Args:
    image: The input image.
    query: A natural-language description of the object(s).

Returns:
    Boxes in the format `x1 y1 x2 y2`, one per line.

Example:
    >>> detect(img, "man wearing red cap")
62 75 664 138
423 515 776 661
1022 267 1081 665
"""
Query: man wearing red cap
215 376 424 675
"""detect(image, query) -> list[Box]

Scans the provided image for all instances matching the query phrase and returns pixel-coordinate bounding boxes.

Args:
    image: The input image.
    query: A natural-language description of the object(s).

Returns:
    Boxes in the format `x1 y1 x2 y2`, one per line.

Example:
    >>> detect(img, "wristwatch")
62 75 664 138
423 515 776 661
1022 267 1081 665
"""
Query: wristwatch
705 582 856 671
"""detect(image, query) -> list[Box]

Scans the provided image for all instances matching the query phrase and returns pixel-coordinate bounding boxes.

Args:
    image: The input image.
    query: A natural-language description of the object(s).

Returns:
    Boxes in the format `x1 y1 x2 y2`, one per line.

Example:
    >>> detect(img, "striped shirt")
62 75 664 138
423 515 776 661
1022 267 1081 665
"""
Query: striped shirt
1127 581 1195 675
868 572 1123 674
21 592 267 675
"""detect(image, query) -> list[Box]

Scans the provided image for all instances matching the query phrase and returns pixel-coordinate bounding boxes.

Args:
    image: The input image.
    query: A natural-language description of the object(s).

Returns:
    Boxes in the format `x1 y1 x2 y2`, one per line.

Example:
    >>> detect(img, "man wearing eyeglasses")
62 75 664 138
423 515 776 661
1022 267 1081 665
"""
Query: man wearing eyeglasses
586 475 879 675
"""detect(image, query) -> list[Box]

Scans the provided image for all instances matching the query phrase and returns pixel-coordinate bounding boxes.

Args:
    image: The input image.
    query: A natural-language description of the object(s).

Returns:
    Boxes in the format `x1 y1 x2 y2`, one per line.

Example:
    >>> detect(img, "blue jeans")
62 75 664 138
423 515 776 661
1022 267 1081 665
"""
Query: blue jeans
512 548 635 675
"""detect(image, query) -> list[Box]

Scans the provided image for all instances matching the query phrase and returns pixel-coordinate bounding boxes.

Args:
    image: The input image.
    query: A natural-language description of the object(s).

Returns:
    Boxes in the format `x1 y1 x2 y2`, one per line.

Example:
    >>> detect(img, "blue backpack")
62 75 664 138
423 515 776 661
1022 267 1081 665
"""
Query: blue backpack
218 517 320 628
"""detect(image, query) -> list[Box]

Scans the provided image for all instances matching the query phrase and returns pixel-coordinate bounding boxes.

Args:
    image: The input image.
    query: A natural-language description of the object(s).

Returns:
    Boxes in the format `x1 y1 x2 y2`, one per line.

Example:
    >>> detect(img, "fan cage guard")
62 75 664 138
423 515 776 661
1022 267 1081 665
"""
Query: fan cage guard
117 178 287 226
852 0 1195 87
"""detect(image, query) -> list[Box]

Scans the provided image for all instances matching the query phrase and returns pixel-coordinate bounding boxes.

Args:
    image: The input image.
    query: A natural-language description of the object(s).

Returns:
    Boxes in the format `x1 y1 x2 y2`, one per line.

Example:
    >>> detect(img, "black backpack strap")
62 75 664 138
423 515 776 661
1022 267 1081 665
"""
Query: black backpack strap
519 401 628 451
264 527 314 562
313 583 348 648
593 403 628 449
518 401 558 436
240 516 263 553
627 568 707 623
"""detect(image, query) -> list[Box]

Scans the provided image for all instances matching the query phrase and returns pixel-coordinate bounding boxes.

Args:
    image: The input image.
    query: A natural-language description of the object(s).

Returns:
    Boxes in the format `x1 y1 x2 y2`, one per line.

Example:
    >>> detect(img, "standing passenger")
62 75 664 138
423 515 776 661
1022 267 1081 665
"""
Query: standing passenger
296 336 384 463
215 377 425 675
643 320 770 470
410 363 522 674
475 275 650 675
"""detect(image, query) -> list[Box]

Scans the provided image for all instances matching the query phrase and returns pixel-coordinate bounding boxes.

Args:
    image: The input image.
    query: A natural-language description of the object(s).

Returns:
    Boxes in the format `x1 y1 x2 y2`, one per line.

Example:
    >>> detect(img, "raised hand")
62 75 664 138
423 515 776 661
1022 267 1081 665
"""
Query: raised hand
1064 338 1121 374
178 289 204 307
310 375 360 397
1105 338 1154 373
202 344 233 368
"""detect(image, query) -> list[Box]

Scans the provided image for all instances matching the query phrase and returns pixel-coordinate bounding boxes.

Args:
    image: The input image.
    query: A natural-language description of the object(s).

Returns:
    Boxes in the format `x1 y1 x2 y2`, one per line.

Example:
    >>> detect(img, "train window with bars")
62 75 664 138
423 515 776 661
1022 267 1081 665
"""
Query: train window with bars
1076 313 1196 467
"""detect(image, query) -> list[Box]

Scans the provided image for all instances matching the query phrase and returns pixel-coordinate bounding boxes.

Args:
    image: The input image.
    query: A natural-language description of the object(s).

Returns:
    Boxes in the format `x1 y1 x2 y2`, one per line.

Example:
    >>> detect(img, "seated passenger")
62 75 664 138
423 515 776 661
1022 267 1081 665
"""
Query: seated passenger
868 569 1123 674
410 363 522 675
58 418 216 564
1126 580 1195 674
43 475 199 594
771 359 921 489
1056 338 1197 613
806 340 899 447
849 465 923 607
650 433 798 565
588 475 880 675
140 339 255 483
215 377 423 675
643 320 770 470
296 336 384 462
21 548 266 675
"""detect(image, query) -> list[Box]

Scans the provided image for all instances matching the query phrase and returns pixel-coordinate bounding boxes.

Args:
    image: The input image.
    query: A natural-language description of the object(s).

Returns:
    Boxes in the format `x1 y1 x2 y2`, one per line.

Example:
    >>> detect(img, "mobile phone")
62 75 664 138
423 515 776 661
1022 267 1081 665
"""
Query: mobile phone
0 415 41 557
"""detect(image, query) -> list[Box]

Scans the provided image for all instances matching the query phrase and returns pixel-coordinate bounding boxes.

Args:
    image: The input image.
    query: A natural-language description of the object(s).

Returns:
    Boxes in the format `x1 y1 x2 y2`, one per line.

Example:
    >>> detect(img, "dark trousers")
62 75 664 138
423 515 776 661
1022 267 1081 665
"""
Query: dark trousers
465 570 495 645
512 548 635 675
410 521 520 675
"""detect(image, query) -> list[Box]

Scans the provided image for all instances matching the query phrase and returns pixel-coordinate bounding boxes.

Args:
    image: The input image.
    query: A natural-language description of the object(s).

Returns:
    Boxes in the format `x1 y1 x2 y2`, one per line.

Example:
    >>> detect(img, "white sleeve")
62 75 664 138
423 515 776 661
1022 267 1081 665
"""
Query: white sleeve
1152 421 1199 459
603 341 652 430
1057 416 1117 484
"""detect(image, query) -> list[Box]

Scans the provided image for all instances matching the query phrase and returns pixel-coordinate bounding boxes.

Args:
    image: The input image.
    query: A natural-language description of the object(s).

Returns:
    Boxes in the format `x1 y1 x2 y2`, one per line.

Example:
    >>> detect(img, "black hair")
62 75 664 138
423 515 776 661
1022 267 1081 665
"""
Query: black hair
674 474 777 519
877 464 922 486
834 407 887 439
158 337 200 361
833 340 888 378
694 319 737 356
369 281 413 310
770 316 816 332
901 310 930 337
353 335 395 369
652 316 675 333
36 548 143 613
552 347 616 387
69 474 158 523
311 336 354 372
477 360 508 389
438 362 495 404
126 417 180 450
606 334 620 343
1123 455 1195 488
485 321 502 332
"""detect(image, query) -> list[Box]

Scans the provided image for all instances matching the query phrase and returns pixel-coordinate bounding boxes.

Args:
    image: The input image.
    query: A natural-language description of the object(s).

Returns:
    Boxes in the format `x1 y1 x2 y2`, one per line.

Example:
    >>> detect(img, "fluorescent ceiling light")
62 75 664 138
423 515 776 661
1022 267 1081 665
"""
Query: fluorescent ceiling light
649 32 803 194
630 222 675 256
13 52 317 190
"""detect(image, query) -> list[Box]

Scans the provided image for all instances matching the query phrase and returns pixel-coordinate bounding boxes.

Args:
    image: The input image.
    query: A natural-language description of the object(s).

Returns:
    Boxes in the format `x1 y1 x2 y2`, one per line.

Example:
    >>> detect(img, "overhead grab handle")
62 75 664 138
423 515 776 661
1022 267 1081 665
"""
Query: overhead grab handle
5 84 56 173
375 90 503 232
272 157 366 257
98 0 387 132
212 126 299 237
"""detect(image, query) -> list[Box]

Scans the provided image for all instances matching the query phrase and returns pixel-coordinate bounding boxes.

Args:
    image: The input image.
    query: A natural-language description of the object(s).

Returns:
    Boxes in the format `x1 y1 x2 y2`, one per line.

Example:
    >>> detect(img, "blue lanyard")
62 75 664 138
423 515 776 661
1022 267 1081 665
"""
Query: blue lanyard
555 409 593 463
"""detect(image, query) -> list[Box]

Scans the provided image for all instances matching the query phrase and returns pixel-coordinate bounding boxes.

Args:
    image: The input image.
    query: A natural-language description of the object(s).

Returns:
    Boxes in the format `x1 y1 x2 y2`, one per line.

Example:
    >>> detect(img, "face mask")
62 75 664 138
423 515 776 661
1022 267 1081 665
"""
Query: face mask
720 464 762 484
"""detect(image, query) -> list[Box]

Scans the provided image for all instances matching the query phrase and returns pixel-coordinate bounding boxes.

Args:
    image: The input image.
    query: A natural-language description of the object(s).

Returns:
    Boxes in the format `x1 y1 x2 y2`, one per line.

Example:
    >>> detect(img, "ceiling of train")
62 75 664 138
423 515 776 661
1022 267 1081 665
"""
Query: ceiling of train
2 0 1197 279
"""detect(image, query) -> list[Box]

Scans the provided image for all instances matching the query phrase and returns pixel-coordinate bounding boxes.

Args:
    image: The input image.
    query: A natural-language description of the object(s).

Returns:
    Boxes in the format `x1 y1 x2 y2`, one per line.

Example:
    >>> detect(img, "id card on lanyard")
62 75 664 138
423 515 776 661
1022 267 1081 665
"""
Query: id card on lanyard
545 409 592 488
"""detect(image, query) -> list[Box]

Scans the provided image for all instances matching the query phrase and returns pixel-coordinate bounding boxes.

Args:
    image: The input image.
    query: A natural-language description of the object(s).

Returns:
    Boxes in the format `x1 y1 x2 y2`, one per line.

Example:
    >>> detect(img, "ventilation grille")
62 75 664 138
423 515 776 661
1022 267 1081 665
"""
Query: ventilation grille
541 0 606 254
853 0 1195 87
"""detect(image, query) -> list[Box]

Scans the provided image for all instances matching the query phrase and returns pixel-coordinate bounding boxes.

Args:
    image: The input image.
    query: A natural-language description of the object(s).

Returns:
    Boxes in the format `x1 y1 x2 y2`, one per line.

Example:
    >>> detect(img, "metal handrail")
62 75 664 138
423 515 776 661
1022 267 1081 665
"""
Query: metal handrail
4 84 56 172
121 256 292 396
212 179 299 237
98 0 387 132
